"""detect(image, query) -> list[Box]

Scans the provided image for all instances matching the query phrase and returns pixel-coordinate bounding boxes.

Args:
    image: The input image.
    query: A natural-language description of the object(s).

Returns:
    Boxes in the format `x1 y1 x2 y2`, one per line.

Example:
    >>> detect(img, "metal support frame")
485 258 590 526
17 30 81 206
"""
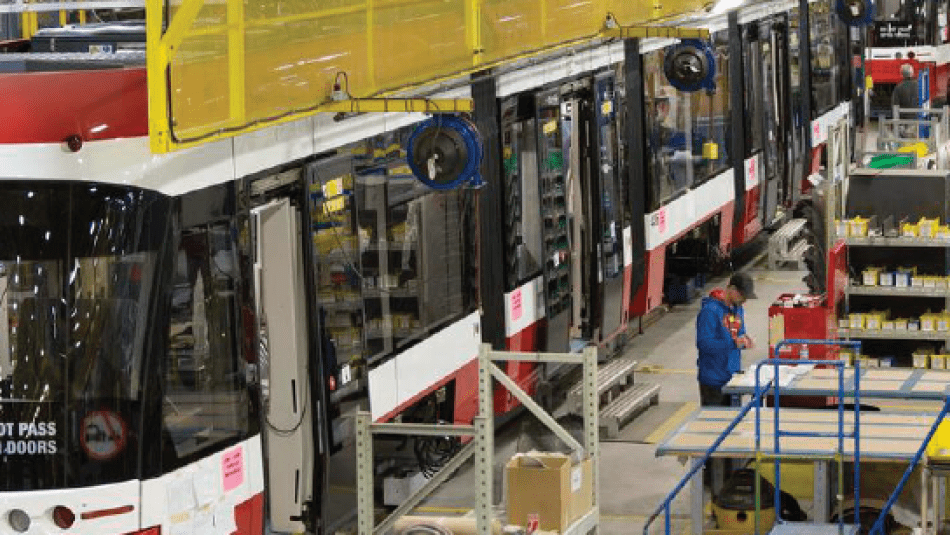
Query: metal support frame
813 460 830 522
355 343 600 535
690 459 704 535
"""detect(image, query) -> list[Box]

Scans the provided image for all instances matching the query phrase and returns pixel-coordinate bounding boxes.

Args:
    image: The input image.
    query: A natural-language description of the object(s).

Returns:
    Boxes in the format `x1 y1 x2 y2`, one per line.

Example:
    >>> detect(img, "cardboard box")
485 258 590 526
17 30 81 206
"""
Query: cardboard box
506 452 593 532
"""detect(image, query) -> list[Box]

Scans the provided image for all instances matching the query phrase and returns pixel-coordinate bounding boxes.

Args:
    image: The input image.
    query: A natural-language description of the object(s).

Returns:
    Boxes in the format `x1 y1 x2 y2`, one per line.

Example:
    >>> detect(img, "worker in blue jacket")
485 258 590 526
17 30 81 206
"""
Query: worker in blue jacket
696 272 756 406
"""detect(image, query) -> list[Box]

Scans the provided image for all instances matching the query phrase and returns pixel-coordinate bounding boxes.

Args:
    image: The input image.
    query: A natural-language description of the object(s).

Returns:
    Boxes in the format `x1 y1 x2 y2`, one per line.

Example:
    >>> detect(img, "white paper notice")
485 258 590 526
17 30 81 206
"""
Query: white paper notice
193 508 214 534
167 476 197 515
571 466 582 492
214 503 238 535
169 517 194 535
194 469 218 507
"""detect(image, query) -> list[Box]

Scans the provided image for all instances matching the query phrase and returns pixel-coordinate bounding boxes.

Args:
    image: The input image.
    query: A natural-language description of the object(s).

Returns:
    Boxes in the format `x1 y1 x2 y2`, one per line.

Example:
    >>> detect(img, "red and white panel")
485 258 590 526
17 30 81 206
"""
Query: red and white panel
367 312 482 421
866 44 950 64
140 436 266 535
0 480 140 534
644 169 735 251
504 277 544 337
810 101 851 148
0 69 470 197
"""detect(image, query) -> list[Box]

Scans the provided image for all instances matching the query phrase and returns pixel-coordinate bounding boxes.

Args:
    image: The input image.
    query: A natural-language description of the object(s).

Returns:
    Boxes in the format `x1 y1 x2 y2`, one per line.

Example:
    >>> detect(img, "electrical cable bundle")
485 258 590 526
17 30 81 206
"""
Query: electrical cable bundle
413 429 461 478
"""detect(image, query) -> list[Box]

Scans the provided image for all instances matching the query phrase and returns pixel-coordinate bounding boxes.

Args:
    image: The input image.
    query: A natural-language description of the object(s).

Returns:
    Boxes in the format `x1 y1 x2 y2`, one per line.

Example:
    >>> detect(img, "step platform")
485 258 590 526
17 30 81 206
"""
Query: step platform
564 355 660 438
566 356 639 414
768 218 809 270
769 523 860 535
599 382 660 439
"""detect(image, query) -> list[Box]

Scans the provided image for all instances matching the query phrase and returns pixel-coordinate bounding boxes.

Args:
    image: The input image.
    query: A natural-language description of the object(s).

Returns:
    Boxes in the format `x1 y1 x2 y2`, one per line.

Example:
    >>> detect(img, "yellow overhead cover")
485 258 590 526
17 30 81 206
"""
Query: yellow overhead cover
147 0 711 153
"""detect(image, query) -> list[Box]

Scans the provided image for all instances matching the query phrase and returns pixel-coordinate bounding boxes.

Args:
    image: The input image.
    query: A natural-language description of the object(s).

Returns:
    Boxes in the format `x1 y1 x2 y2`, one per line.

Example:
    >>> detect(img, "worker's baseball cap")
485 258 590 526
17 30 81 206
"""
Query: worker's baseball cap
728 272 757 299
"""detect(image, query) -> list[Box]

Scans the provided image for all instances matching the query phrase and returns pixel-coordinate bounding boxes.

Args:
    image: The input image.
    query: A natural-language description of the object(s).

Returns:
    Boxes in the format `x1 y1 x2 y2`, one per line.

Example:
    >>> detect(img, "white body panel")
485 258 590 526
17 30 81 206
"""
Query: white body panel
0 480 140 534
0 86 470 197
645 169 734 251
745 153 762 192
811 101 851 147
368 311 481 421
503 276 545 337
0 435 263 535
140 436 265 535
623 226 633 267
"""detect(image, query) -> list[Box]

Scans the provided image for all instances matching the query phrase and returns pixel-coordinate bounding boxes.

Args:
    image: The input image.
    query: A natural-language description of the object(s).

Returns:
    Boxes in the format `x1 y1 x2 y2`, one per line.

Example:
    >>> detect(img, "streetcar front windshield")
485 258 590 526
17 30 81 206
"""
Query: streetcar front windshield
0 182 171 490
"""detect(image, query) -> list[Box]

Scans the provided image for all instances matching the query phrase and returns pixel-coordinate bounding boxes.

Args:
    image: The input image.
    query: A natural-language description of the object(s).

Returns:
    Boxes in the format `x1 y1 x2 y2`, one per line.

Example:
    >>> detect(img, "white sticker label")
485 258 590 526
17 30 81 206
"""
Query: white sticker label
341 364 352 385
571 466 582 492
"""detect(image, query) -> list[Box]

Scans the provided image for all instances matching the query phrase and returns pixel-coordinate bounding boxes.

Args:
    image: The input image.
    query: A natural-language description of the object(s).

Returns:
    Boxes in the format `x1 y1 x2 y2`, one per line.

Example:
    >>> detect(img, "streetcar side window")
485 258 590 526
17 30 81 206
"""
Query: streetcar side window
810 2 841 116
311 131 479 372
643 50 690 210
163 220 251 467
690 30 731 186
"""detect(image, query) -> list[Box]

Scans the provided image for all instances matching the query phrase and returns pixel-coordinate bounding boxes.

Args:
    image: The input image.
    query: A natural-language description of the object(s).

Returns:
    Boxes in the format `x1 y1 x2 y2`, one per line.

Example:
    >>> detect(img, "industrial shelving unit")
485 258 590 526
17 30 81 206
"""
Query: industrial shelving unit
354 344 600 535
836 166 950 366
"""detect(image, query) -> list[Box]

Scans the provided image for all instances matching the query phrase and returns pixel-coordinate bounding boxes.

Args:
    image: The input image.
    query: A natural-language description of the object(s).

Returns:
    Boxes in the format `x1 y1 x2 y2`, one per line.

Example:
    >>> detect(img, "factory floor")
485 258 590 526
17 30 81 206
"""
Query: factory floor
407 264 943 535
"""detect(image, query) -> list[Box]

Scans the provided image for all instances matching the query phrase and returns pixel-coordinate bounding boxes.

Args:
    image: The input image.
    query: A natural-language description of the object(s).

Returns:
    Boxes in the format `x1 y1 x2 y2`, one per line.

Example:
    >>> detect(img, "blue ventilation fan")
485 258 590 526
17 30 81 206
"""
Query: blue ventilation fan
663 39 717 93
836 0 874 26
407 115 484 190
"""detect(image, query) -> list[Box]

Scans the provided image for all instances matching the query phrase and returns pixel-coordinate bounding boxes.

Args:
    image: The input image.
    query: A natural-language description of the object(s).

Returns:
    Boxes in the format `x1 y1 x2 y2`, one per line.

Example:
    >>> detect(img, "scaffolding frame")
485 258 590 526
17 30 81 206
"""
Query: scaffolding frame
355 343 600 535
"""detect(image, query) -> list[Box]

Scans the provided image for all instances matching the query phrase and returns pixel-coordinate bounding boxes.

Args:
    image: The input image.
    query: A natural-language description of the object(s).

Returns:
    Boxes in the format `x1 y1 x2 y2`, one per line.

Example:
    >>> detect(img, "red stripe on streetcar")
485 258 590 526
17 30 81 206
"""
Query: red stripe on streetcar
80 504 135 520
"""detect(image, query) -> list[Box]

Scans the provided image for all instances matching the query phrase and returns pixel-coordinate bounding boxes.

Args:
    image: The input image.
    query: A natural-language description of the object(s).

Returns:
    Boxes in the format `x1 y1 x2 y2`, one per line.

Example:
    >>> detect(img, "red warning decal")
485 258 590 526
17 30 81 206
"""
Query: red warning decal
81 411 127 461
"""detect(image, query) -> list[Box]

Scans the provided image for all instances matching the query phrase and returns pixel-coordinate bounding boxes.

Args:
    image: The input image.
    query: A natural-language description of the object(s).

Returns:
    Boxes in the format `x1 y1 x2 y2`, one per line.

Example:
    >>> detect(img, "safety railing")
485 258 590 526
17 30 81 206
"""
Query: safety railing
868 397 950 535
642 384 771 535
145 0 714 153
757 338 863 534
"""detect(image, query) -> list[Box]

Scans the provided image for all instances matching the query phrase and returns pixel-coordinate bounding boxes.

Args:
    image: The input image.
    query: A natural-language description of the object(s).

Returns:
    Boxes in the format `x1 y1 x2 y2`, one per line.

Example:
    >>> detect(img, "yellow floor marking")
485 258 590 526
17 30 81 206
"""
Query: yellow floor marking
645 401 699 444
637 365 697 375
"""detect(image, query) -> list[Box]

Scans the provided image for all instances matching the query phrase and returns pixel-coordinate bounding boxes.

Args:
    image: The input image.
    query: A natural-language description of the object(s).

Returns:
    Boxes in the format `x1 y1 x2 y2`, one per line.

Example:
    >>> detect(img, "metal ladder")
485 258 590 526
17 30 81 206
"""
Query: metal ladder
757 339 863 535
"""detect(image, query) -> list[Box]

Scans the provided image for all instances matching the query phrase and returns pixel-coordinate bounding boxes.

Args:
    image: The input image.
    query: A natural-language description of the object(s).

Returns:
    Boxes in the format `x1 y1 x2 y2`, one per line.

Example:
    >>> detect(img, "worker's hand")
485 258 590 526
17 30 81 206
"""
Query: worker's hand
739 335 754 350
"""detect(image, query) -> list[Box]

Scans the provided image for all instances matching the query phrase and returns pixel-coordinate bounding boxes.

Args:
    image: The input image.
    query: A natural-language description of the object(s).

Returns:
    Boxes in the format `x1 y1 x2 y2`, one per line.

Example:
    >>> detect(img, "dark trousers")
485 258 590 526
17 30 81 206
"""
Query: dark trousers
699 383 732 407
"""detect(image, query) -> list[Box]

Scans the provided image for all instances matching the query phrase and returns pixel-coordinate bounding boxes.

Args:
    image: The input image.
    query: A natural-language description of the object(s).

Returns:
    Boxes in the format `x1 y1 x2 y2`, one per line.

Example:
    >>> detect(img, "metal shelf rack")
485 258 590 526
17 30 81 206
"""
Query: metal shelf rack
844 236 950 247
846 285 950 298
834 164 950 363
355 344 600 535
839 328 950 341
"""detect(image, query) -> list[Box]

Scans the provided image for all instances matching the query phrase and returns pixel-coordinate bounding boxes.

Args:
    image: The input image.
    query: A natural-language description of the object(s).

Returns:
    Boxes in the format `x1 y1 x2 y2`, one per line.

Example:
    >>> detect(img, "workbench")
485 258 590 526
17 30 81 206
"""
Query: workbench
655 406 940 535
723 365 950 400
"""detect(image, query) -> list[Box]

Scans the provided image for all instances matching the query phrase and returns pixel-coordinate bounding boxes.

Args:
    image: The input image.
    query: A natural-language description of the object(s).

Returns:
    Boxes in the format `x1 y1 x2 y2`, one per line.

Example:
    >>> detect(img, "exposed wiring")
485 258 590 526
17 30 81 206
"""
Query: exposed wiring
414 432 461 478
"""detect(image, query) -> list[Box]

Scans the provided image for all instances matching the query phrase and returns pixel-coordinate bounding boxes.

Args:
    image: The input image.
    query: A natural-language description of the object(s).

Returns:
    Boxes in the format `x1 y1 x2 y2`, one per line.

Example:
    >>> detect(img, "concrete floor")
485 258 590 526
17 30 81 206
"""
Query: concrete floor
408 264 818 534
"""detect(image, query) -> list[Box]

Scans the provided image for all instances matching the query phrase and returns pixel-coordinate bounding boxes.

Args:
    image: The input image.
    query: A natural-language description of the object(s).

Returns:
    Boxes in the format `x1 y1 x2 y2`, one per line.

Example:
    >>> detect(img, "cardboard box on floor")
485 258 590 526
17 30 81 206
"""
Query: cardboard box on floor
506 451 593 532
